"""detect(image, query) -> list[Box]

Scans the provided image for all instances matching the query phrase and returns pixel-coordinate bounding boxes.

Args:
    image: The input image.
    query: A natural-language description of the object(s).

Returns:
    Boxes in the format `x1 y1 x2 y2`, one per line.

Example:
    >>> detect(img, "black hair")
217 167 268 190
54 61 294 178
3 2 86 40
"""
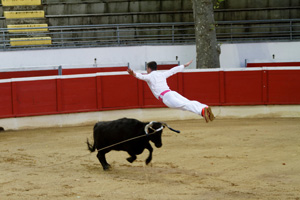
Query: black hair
147 61 157 71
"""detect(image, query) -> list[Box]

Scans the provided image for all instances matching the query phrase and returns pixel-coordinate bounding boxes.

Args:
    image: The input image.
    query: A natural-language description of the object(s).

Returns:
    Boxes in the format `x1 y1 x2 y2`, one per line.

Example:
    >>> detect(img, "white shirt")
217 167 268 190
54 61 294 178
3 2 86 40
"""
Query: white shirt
135 65 185 99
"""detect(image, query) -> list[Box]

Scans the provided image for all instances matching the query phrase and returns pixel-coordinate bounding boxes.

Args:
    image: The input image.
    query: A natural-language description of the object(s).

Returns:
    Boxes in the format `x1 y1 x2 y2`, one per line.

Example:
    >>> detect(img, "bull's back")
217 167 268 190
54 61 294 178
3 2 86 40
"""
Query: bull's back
93 118 146 149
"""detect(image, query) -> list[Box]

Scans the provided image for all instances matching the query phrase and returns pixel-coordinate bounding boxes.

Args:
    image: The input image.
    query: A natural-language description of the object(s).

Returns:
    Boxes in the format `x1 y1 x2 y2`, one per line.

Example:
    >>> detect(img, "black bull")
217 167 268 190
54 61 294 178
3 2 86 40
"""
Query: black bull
86 118 180 170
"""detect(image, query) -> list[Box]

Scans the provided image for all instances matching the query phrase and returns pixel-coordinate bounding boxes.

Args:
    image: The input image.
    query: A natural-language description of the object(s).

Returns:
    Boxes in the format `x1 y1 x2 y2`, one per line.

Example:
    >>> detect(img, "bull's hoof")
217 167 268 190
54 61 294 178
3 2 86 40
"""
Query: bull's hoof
145 158 152 165
102 164 111 171
126 157 136 163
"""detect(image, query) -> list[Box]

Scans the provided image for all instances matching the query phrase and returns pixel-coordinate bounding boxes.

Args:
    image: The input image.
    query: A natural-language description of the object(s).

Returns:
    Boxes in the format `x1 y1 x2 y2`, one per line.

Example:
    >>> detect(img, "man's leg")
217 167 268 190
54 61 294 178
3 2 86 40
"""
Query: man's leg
163 91 214 122
202 106 215 123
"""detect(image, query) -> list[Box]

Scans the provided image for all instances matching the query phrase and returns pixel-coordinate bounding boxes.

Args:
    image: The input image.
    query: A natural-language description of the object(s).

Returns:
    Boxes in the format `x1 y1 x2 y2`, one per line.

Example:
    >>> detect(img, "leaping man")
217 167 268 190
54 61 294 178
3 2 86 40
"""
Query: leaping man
127 60 215 123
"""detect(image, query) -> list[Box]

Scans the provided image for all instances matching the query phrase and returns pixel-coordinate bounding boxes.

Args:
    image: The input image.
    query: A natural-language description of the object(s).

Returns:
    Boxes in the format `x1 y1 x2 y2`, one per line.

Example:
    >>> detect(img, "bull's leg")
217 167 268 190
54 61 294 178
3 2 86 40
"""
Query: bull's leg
145 143 153 165
126 153 137 163
96 151 111 171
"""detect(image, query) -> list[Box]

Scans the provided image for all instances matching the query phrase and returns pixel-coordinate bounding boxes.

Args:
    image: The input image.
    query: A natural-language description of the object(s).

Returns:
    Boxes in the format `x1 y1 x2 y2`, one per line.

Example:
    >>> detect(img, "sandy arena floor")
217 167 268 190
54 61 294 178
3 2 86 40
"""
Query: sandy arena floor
0 118 300 200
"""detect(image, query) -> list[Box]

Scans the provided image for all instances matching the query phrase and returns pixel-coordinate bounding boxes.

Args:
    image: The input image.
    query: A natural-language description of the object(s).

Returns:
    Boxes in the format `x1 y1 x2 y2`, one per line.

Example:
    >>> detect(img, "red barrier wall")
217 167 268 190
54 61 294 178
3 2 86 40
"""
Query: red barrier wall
182 72 220 105
0 68 299 119
157 64 178 70
247 62 300 67
224 71 263 105
268 70 300 104
59 77 98 112
100 75 139 109
0 82 13 118
12 80 58 116
62 67 128 75
0 70 58 79
0 66 128 79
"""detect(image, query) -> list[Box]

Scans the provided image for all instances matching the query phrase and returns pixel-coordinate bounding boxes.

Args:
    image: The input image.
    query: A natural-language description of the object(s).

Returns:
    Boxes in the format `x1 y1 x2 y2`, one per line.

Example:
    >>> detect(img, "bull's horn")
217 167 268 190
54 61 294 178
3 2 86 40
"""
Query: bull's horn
161 122 180 133
144 121 165 134
144 121 161 134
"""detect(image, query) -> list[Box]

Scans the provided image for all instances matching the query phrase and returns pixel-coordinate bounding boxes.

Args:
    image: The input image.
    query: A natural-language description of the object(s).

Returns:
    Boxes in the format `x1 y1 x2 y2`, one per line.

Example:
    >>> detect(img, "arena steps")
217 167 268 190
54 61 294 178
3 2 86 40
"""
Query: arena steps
2 0 42 6
10 37 52 46
7 24 49 32
2 0 52 47
4 10 45 19
5 18 48 25
3 5 44 11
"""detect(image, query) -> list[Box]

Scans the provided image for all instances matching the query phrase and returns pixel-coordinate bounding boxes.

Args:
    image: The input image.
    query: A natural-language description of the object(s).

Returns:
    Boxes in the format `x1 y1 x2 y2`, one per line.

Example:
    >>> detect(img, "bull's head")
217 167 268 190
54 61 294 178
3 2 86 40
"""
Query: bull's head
144 121 180 135
145 121 180 148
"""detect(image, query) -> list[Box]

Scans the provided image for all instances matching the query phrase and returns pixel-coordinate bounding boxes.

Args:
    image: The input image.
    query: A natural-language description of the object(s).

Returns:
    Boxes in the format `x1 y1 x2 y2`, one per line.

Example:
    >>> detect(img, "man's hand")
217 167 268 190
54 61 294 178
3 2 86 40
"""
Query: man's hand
184 60 193 68
127 68 136 77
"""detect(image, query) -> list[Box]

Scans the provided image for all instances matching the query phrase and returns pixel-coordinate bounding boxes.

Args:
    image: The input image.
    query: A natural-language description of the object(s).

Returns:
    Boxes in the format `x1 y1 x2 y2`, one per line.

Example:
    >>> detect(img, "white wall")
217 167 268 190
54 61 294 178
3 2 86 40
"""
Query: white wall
220 41 300 68
0 41 300 71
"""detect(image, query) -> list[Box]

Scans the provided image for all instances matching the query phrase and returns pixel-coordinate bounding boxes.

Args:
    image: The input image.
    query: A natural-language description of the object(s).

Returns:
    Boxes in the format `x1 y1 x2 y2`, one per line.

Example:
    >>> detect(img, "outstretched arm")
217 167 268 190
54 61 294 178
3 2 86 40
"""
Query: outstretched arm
128 68 150 81
127 68 136 77
184 60 193 68
163 59 193 78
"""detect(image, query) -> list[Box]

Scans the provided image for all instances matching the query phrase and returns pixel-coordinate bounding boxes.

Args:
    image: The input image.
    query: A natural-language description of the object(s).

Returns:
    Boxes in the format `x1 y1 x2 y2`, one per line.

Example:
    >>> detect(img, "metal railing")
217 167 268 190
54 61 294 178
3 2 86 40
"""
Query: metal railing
0 19 300 51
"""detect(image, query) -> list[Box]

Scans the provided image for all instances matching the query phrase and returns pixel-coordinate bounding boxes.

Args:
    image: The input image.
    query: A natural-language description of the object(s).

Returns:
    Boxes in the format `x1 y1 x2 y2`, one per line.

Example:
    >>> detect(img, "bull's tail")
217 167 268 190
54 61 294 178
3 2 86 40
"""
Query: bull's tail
86 138 96 152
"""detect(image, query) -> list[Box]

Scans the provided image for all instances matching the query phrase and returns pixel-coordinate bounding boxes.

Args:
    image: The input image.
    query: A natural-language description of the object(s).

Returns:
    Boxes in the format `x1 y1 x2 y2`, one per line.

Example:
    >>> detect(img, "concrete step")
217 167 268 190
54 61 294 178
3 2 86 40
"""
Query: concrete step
4 10 45 19
7 24 48 32
5 18 48 25
2 0 41 6
2 5 44 11
10 36 52 46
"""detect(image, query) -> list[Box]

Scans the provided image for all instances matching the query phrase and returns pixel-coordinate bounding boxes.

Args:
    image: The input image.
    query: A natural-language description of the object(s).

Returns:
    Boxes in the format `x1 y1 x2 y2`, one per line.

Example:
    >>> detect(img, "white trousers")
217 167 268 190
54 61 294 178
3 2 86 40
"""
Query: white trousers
162 91 207 116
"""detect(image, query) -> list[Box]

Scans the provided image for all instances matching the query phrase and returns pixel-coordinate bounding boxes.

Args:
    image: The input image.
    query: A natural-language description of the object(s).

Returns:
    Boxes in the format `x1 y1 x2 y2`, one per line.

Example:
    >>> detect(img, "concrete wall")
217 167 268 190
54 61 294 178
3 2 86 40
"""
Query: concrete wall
45 0 193 26
42 0 300 26
1 41 300 70
216 0 300 20
1 105 300 130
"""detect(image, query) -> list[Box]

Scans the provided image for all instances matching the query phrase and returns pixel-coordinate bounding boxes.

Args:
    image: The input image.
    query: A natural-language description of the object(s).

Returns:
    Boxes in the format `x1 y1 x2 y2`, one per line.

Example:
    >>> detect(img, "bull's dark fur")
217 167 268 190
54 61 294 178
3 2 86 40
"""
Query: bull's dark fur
87 118 164 170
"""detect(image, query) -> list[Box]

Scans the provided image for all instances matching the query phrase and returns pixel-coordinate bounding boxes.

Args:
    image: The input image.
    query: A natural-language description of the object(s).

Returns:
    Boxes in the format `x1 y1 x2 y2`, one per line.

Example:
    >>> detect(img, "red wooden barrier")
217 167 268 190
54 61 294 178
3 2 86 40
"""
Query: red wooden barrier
0 82 13 118
182 72 220 105
62 66 128 75
0 66 128 79
60 77 98 112
157 64 178 70
0 68 299 119
0 70 58 79
267 70 300 104
12 79 57 117
224 71 263 105
247 62 300 67
100 75 139 109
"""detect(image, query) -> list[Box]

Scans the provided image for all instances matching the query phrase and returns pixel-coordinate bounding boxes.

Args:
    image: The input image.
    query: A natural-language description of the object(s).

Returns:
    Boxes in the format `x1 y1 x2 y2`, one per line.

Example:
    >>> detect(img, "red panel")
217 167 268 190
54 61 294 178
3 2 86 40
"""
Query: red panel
247 62 300 67
1 69 299 119
0 67 128 80
62 67 127 75
142 82 164 107
60 77 97 112
142 75 178 107
101 75 139 108
62 68 98 75
14 80 57 115
183 72 220 105
0 82 13 117
157 64 178 70
224 71 263 105
99 67 127 72
268 70 300 104
0 70 58 79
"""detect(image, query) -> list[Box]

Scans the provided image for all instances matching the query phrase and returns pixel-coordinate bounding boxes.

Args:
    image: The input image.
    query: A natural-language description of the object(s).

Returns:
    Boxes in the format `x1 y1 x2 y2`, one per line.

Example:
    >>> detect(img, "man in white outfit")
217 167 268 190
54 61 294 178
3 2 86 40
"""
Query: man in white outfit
127 60 214 123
